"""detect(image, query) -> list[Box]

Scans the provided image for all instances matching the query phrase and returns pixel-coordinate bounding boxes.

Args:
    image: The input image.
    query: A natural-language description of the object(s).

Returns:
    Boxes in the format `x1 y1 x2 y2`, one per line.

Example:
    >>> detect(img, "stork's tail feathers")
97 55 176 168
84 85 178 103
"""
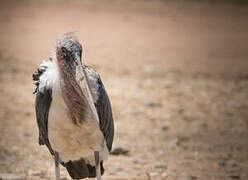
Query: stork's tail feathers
64 159 104 179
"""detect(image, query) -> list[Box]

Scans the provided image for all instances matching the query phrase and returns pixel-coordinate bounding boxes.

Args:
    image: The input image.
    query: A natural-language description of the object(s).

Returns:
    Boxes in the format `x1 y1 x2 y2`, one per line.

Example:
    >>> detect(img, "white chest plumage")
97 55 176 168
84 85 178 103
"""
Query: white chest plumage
39 60 108 165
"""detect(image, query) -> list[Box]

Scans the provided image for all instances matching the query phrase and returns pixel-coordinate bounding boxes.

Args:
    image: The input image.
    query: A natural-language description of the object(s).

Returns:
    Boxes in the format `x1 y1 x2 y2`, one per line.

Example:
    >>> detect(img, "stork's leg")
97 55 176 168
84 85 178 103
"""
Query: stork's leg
54 151 60 180
94 151 101 180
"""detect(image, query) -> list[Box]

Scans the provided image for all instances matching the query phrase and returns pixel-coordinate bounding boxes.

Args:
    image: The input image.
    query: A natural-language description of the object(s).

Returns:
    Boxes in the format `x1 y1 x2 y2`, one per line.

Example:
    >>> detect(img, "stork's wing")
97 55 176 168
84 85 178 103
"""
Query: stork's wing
95 77 114 152
33 68 54 155
35 89 54 154
82 66 114 152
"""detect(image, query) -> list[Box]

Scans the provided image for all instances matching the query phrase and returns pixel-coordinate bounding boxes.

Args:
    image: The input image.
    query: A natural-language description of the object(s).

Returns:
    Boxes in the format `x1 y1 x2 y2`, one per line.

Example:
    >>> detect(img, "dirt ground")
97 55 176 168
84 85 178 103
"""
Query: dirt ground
0 0 248 180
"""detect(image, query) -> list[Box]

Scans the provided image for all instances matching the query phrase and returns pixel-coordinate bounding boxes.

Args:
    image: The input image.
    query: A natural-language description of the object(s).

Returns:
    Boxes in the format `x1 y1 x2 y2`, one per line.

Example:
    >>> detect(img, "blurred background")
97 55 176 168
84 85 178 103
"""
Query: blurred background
0 0 248 179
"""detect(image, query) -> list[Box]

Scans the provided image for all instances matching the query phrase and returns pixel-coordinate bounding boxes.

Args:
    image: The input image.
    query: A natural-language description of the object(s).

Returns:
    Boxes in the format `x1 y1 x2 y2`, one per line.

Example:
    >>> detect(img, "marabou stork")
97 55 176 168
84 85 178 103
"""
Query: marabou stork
32 33 114 180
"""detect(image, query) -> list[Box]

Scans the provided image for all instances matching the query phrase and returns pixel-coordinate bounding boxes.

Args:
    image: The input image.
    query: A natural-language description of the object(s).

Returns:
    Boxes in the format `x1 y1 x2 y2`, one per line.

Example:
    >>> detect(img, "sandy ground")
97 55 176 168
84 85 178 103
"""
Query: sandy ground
0 0 248 180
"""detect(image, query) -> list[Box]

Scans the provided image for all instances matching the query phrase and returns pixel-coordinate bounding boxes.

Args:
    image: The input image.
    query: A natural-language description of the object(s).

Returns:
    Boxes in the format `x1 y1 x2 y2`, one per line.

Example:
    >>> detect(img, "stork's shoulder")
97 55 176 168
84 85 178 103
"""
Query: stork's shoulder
83 65 101 81
83 65 102 103
33 63 47 94
33 60 59 93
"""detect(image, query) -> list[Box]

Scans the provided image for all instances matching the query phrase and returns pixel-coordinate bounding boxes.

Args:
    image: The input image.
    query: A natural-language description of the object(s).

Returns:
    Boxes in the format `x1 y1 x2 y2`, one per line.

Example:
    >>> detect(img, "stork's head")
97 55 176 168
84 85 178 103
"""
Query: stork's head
56 33 83 72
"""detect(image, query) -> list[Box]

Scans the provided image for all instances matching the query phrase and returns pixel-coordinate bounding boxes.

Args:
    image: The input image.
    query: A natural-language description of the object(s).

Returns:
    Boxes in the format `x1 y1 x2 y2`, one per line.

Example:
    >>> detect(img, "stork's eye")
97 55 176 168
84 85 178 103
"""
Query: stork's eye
61 47 68 58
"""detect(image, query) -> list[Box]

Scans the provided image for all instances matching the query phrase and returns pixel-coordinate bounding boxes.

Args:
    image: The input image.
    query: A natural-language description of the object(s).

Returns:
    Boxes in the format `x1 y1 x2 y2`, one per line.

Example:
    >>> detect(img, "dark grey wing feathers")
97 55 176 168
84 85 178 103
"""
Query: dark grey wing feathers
33 67 54 155
35 89 54 155
95 78 114 152
32 66 47 94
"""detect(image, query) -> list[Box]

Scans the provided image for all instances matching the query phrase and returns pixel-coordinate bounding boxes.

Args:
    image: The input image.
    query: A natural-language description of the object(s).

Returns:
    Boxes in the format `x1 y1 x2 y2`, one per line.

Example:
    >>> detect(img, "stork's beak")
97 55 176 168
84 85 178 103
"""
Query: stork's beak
74 55 82 67
74 56 101 125
73 55 85 80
